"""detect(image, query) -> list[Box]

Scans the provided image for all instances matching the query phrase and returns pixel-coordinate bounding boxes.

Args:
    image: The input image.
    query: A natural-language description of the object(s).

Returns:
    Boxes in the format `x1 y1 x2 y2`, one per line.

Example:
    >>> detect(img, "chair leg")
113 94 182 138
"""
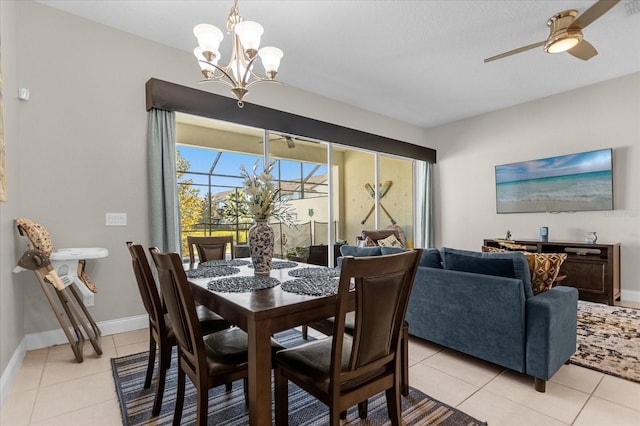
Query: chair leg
152 341 171 416
401 322 409 396
274 367 288 425
329 407 342 426
173 367 186 426
534 377 546 392
196 380 209 426
358 399 369 419
243 378 249 406
226 382 232 392
301 325 309 339
144 333 156 389
385 385 402 426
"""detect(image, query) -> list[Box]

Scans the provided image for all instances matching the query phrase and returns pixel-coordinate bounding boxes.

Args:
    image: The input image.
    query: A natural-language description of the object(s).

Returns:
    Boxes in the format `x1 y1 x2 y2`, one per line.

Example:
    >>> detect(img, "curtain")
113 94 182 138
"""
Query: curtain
148 109 179 253
415 161 435 248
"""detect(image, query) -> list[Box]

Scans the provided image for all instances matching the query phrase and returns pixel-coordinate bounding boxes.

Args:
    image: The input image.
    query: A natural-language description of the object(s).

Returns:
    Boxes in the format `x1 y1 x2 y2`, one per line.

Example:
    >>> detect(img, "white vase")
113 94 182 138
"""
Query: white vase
248 219 275 275
585 232 597 244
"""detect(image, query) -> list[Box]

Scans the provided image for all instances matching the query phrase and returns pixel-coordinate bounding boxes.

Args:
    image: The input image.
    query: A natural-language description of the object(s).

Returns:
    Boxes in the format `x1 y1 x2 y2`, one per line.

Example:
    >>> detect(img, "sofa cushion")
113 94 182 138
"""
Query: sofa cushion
441 247 533 298
419 248 443 268
340 245 382 257
524 253 567 294
380 246 407 255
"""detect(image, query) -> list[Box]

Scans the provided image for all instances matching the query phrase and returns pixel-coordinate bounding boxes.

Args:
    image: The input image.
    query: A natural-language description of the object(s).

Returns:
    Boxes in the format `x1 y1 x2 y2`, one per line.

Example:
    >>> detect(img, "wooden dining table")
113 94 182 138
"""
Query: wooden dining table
187 259 348 426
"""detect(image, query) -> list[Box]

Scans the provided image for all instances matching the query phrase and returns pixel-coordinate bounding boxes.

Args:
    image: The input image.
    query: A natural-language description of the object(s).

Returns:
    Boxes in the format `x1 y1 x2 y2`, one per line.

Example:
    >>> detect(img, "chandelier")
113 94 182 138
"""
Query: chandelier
193 0 283 108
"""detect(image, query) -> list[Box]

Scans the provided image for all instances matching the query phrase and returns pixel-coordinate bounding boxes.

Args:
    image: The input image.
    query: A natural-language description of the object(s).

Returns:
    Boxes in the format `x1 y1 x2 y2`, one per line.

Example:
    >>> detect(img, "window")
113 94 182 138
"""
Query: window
176 113 418 264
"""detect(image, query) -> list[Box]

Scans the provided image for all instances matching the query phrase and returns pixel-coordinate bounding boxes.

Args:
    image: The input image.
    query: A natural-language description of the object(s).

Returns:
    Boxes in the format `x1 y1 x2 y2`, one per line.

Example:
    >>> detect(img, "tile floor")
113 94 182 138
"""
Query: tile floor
1 327 639 426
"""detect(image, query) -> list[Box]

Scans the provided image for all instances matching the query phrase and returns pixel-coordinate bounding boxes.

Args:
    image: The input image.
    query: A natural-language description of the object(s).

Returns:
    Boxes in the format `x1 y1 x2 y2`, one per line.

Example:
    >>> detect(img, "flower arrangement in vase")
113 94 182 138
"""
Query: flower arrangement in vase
238 160 295 224
235 160 295 274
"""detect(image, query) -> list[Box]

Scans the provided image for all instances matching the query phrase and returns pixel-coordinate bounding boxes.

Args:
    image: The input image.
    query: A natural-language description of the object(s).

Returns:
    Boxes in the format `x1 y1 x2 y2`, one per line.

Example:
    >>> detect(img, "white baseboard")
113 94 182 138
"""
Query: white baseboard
1 314 147 407
621 289 640 303
0 338 27 407
24 314 148 351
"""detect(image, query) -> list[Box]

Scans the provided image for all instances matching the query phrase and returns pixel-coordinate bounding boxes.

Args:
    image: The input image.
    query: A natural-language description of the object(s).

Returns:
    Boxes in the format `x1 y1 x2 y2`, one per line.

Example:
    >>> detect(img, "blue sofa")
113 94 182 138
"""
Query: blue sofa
339 245 578 392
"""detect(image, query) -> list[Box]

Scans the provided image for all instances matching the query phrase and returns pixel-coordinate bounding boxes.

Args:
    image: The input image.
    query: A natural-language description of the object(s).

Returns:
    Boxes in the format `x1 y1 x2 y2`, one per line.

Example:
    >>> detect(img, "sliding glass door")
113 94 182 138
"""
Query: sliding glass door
175 113 418 263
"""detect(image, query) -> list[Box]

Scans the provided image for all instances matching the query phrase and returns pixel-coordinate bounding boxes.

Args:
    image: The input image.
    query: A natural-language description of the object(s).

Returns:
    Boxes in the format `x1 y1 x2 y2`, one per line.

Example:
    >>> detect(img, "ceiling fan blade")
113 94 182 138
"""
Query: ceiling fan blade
484 40 546 63
570 0 620 29
567 40 598 60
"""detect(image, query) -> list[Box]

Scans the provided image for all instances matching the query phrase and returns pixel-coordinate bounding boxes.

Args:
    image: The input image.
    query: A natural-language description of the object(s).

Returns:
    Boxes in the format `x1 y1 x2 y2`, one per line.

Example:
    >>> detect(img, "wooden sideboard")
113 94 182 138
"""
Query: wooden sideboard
483 239 621 305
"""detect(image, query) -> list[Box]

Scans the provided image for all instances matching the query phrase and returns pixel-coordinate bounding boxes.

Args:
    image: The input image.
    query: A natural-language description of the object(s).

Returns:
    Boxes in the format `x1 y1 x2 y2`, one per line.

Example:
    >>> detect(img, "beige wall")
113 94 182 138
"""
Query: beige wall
380 156 414 247
1 0 25 383
0 1 428 377
343 150 376 243
427 72 640 300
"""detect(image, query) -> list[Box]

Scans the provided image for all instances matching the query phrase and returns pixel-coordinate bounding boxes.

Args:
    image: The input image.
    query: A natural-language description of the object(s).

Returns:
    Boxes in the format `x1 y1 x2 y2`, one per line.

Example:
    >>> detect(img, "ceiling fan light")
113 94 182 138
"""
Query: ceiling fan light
544 29 583 54
235 21 264 58
194 24 224 57
546 37 580 53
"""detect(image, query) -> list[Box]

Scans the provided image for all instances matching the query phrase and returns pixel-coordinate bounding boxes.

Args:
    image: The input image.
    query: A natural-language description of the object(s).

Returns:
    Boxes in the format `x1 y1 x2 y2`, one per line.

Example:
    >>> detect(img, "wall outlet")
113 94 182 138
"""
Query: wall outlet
106 212 127 226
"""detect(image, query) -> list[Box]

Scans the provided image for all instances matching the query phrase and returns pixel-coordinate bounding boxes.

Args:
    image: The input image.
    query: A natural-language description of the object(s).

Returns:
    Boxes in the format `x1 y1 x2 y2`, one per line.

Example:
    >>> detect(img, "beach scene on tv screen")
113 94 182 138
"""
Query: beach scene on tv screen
496 149 613 213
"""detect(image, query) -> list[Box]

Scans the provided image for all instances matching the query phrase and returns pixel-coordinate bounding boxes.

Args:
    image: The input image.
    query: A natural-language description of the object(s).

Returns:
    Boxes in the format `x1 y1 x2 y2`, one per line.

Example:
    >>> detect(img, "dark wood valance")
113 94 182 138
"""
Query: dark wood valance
146 78 436 163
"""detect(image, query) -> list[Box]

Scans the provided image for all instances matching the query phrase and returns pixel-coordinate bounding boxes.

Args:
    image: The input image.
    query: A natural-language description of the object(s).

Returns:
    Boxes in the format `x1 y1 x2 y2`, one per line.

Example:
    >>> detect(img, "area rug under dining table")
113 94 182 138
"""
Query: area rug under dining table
112 329 487 425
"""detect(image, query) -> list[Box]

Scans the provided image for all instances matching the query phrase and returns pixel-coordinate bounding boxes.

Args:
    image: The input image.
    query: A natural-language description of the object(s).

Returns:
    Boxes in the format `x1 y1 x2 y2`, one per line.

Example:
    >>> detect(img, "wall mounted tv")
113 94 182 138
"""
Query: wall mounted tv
495 148 613 214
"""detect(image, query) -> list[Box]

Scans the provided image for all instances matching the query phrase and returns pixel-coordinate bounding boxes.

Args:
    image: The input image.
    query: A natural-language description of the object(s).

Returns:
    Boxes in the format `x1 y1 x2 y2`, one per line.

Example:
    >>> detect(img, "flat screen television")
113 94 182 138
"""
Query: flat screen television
495 148 613 214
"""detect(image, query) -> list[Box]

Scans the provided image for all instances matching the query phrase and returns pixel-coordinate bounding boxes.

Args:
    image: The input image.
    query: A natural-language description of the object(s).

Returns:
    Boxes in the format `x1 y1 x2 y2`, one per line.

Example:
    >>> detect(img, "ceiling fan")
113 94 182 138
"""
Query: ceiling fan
258 135 297 148
484 0 620 63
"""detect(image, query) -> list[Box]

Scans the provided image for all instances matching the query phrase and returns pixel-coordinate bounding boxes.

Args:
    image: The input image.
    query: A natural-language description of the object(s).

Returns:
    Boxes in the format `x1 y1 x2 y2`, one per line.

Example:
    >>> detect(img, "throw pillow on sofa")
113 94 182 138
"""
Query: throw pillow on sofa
357 236 377 247
524 253 567 294
440 247 533 298
444 252 516 278
481 245 507 253
377 234 404 248
419 248 443 268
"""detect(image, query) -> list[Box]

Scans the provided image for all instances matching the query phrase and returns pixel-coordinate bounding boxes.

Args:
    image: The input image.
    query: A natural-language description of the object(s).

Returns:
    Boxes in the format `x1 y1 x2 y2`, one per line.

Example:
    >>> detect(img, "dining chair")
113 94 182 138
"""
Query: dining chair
306 244 328 266
126 242 232 417
274 249 422 426
303 316 411 396
187 235 234 267
149 248 284 426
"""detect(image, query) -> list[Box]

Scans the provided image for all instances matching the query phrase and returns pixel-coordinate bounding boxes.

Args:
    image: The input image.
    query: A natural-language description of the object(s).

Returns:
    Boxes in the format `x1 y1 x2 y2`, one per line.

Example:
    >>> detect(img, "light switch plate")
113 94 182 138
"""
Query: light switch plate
106 212 127 226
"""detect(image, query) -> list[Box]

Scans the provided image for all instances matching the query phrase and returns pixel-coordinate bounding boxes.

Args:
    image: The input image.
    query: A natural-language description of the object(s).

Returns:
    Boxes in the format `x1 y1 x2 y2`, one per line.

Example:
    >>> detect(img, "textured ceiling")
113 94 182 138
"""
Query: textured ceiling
37 0 640 129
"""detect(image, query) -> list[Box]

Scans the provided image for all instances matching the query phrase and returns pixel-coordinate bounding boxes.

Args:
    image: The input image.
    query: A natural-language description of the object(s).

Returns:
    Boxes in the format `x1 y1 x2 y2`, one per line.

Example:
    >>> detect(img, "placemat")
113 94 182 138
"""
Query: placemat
288 266 341 278
200 259 251 267
247 260 298 270
185 266 240 279
281 277 341 296
207 276 281 293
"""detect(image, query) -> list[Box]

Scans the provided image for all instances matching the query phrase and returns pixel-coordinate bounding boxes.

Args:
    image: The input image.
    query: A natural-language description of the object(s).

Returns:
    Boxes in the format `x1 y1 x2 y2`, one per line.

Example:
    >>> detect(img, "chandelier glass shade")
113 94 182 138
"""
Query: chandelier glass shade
193 0 283 107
